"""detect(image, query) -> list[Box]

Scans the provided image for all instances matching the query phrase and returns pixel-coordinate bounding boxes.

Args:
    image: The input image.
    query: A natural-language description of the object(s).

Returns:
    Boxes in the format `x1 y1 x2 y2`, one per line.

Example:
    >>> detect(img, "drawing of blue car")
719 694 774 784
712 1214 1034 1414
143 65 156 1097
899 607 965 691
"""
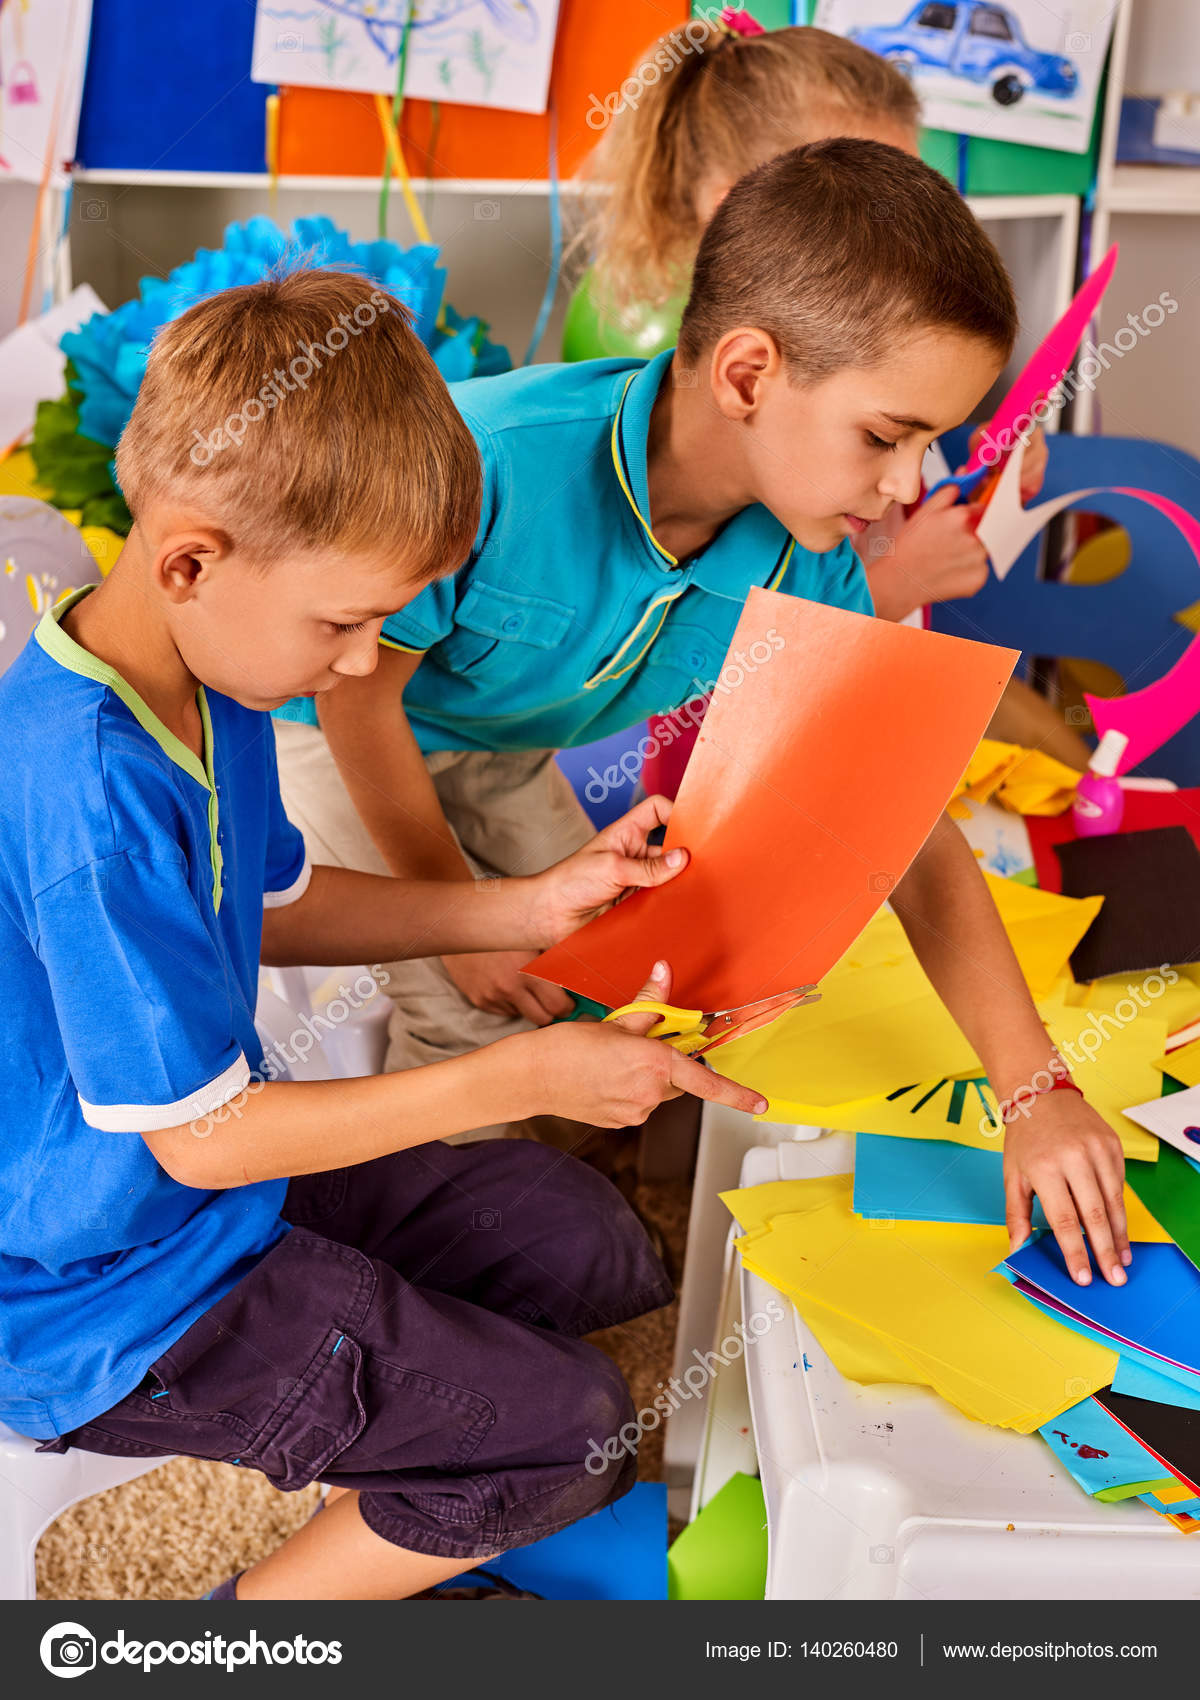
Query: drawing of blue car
850 2 1078 107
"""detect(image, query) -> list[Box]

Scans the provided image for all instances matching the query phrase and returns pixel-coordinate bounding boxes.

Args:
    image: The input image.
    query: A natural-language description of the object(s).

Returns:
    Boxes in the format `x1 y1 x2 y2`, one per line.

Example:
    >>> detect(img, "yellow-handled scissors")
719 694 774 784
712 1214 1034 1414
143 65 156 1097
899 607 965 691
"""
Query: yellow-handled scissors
603 986 820 1058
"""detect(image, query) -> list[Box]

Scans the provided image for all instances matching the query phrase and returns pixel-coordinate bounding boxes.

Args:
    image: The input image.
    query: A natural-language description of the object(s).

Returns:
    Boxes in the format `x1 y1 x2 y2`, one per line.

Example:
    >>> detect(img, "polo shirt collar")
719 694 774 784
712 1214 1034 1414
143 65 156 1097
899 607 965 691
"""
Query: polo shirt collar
36 586 225 909
612 349 795 603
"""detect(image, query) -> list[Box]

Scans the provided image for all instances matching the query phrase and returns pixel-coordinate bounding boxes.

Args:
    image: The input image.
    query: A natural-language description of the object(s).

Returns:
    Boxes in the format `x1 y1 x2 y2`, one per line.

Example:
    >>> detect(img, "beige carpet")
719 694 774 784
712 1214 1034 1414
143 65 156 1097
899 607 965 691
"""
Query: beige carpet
36 1179 690 1601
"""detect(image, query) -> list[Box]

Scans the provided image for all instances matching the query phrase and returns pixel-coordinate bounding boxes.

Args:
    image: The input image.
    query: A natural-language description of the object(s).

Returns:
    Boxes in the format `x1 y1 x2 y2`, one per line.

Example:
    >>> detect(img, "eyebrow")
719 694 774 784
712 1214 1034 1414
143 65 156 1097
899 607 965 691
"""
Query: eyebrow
876 411 936 433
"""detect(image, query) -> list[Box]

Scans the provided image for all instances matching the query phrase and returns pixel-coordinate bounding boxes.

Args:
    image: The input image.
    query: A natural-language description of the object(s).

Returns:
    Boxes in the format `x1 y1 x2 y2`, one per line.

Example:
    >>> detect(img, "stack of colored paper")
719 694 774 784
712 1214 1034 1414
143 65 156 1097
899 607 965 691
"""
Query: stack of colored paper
721 1174 1116 1433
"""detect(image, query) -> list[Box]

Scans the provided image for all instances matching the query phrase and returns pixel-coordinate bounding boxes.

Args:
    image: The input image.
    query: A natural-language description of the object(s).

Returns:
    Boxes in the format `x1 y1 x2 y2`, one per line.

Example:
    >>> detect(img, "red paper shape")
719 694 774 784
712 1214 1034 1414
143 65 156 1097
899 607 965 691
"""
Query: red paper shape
1027 789 1200 894
527 589 1017 1010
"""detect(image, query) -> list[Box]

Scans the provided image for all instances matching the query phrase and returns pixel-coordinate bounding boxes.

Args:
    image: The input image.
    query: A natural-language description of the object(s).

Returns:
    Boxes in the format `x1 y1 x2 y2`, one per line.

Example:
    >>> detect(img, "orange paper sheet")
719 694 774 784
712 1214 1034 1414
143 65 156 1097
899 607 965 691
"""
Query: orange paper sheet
528 588 1017 1009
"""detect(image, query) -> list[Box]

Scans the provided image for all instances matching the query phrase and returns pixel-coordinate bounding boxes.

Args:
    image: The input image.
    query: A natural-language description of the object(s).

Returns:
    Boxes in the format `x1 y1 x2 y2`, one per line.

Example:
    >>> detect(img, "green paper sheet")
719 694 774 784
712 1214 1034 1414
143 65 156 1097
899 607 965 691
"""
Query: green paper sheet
1094 1478 1178 1503
667 1473 767 1602
1126 1144 1200 1274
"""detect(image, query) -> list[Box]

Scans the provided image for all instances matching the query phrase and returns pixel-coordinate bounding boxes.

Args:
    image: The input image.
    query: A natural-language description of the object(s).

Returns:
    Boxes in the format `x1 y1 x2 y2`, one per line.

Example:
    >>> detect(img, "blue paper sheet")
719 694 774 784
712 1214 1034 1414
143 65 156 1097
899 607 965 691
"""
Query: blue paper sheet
1003 1237 1200 1376
1039 1397 1167 1495
1140 1491 1200 1517
854 1133 1047 1227
1010 1286 1200 1403
1113 1356 1200 1413
444 1481 667 1601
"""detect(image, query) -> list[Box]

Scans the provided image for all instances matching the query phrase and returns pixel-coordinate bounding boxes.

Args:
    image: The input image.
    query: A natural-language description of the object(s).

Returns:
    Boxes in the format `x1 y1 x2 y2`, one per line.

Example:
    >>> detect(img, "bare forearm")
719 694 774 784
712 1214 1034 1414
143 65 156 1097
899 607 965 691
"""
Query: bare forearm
890 814 1054 1099
261 863 552 966
149 1038 537 1189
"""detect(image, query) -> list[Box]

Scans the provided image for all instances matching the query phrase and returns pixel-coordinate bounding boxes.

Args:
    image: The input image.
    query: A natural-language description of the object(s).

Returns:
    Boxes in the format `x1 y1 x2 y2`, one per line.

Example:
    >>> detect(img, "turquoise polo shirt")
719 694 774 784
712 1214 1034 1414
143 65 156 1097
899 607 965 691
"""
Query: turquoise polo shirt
274 350 872 751
0 590 306 1438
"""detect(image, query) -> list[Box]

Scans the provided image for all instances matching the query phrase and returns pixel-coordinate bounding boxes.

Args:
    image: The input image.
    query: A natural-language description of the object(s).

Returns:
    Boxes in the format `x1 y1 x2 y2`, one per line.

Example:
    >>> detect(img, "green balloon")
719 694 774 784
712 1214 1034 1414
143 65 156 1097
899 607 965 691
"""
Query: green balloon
561 268 687 362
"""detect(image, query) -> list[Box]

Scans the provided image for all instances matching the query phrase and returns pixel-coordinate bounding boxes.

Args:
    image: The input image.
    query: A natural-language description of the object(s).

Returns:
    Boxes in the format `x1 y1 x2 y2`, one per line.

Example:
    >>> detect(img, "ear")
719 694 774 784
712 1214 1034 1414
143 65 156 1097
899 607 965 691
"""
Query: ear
152 526 234 607
710 327 785 422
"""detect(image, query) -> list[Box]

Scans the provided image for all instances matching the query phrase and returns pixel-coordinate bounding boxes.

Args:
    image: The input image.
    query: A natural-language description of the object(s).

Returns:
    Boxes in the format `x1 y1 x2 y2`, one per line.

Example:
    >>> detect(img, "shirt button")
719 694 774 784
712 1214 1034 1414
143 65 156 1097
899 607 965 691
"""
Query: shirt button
688 650 705 669
502 614 522 635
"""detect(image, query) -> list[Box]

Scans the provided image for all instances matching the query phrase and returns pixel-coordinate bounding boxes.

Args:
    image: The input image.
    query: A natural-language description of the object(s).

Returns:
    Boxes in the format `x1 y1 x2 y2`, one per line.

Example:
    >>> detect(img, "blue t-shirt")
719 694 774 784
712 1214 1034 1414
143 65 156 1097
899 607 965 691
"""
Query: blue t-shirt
274 350 872 751
0 589 310 1439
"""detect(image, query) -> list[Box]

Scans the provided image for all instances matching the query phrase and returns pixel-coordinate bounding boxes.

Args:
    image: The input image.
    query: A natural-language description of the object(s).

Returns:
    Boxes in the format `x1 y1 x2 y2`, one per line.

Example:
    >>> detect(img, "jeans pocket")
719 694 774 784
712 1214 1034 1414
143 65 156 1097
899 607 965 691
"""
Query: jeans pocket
247 1326 368 1491
282 1167 349 1227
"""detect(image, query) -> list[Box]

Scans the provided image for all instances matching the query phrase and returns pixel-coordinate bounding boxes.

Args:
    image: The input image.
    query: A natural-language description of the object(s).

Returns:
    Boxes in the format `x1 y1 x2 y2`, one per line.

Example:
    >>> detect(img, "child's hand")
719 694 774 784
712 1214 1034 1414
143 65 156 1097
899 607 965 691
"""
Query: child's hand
528 794 688 948
1003 1091 1130 1287
865 485 988 620
518 960 768 1127
443 949 575 1024
966 422 1048 503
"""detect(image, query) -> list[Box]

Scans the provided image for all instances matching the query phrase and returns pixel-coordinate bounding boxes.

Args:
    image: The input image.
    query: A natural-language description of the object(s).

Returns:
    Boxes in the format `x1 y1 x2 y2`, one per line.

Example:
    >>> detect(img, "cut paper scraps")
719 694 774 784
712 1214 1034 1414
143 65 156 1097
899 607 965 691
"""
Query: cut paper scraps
529 589 1016 1011
948 737 1079 820
667 1472 767 1602
722 1174 1116 1434
1002 1236 1200 1398
851 1132 1168 1242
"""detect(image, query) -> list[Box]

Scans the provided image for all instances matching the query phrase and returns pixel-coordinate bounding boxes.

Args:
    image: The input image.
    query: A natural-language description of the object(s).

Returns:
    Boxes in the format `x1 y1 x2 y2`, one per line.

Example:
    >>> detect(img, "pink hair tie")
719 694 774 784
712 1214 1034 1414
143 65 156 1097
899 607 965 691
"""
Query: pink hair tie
718 8 766 37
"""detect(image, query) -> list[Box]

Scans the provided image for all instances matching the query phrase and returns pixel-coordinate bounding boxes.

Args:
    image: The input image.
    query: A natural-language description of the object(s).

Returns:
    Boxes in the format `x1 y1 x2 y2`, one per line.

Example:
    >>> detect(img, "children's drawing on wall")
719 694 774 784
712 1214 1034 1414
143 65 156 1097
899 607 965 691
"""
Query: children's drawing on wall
814 0 1115 153
0 0 92 183
251 0 561 114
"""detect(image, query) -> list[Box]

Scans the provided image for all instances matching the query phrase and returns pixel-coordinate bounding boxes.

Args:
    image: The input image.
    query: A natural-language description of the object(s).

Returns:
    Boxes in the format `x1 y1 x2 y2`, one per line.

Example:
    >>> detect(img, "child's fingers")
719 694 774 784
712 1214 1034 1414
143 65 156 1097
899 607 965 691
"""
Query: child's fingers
521 974 575 1023
611 845 688 892
601 793 673 849
1033 1175 1095 1285
667 1049 767 1116
1004 1169 1034 1255
920 482 961 516
1066 1166 1127 1287
609 961 674 1036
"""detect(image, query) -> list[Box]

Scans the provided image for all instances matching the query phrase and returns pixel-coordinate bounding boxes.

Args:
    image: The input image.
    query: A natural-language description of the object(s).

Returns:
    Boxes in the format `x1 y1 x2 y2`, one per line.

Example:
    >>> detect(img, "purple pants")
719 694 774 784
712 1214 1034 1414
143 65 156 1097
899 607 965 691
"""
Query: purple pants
39 1140 673 1560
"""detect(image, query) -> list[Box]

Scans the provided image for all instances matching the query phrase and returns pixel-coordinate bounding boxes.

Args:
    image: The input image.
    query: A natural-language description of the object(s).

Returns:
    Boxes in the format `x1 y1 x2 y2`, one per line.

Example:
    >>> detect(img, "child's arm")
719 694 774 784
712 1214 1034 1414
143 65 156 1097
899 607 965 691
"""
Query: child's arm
890 813 1129 1288
141 963 766 1189
315 647 573 1024
261 795 683 967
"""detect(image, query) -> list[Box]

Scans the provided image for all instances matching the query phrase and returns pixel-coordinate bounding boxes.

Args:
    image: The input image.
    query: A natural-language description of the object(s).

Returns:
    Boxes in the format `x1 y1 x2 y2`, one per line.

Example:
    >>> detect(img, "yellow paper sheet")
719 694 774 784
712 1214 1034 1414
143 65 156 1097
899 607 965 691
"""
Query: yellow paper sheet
717 876 1102 1108
723 1176 1117 1433
721 1004 1161 1161
950 739 1080 817
1068 970 1200 1040
1155 1034 1200 1088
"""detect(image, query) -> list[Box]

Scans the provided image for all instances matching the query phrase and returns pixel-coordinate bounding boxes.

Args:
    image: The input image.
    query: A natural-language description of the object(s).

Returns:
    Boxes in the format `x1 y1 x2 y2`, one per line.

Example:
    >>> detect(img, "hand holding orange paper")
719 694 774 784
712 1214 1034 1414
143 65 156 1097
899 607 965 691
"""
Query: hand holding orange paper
527 588 1018 1010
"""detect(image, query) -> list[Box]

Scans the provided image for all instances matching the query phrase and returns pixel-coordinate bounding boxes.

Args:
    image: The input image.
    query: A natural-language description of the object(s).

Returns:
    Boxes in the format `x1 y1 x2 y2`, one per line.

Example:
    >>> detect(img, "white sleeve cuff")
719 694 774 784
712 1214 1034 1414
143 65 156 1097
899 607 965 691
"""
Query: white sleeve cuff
79 1052 254 1133
262 849 312 909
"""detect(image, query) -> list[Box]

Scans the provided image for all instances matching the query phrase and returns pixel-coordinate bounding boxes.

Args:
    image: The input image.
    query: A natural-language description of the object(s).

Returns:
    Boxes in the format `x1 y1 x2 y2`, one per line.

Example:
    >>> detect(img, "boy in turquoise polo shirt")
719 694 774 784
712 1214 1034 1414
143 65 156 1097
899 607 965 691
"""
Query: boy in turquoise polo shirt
278 138 1134 1281
0 268 766 1600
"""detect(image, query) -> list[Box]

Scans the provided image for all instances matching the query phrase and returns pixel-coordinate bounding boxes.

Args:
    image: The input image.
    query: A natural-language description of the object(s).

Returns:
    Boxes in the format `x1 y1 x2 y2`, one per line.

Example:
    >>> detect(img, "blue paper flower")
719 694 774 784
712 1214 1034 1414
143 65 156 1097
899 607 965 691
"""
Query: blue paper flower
60 215 510 452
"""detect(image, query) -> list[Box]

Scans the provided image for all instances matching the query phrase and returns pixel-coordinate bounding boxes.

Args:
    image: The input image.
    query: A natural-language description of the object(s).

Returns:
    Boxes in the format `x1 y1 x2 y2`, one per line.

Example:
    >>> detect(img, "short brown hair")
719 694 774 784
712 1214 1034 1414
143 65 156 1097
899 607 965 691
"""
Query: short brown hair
115 267 481 575
678 137 1017 378
575 22 921 307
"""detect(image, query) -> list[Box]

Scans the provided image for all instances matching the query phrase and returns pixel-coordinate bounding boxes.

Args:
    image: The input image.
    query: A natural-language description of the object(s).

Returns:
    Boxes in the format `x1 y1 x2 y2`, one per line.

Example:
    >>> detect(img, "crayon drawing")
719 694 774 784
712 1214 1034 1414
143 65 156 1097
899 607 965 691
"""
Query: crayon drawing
0 0 92 185
251 0 561 114
814 0 1115 154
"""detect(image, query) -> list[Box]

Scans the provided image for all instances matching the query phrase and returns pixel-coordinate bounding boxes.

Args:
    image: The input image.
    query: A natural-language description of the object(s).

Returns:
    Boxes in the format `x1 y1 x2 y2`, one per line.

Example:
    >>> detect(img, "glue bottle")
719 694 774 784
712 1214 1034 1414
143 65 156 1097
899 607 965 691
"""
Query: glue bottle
1072 729 1129 837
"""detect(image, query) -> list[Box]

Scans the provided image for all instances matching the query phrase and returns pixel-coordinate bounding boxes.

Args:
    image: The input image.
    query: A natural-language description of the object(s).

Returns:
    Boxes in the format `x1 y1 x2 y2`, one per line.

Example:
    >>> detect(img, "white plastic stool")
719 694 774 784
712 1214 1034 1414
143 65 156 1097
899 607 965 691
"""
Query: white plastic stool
0 1420 174 1600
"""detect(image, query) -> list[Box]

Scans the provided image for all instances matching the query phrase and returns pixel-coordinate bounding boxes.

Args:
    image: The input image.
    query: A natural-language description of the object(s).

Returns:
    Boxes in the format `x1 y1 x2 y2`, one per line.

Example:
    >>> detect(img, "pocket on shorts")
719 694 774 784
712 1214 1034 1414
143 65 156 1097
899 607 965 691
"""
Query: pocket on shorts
247 1325 368 1491
282 1167 349 1227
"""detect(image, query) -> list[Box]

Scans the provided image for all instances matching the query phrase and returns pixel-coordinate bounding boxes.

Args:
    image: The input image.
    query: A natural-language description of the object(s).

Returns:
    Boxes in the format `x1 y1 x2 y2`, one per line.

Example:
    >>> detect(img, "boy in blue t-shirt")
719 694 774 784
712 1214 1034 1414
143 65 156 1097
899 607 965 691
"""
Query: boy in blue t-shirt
0 268 764 1600
279 139 1134 1284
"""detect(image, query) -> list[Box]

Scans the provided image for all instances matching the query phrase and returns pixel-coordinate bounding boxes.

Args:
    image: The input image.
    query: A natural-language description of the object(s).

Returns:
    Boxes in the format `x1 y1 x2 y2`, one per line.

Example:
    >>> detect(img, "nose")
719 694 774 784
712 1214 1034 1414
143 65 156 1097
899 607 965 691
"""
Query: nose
878 447 925 509
331 631 380 679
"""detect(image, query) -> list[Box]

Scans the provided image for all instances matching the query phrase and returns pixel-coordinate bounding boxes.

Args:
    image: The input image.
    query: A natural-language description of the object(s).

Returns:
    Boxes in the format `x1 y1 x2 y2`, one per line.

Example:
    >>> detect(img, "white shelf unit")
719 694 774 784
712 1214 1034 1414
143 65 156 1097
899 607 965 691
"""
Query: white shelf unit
1077 0 1200 447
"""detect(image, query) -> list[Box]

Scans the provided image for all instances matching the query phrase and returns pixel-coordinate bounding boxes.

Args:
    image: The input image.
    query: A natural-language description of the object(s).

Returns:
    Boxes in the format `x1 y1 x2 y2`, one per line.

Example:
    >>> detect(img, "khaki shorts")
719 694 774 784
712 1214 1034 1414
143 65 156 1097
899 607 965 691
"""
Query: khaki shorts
272 720 594 1138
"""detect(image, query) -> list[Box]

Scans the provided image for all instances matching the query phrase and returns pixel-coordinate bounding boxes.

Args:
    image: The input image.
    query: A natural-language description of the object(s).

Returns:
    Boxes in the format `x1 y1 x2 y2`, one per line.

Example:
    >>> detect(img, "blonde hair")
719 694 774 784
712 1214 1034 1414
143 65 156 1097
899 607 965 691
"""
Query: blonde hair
575 22 921 309
116 267 481 576
678 139 1016 378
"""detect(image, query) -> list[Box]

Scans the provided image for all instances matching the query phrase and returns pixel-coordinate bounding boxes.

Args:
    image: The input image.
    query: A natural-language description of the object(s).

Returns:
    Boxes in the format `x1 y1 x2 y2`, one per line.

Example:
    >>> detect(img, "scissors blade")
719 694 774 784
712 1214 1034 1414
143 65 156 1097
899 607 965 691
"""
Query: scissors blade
696 986 820 1054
